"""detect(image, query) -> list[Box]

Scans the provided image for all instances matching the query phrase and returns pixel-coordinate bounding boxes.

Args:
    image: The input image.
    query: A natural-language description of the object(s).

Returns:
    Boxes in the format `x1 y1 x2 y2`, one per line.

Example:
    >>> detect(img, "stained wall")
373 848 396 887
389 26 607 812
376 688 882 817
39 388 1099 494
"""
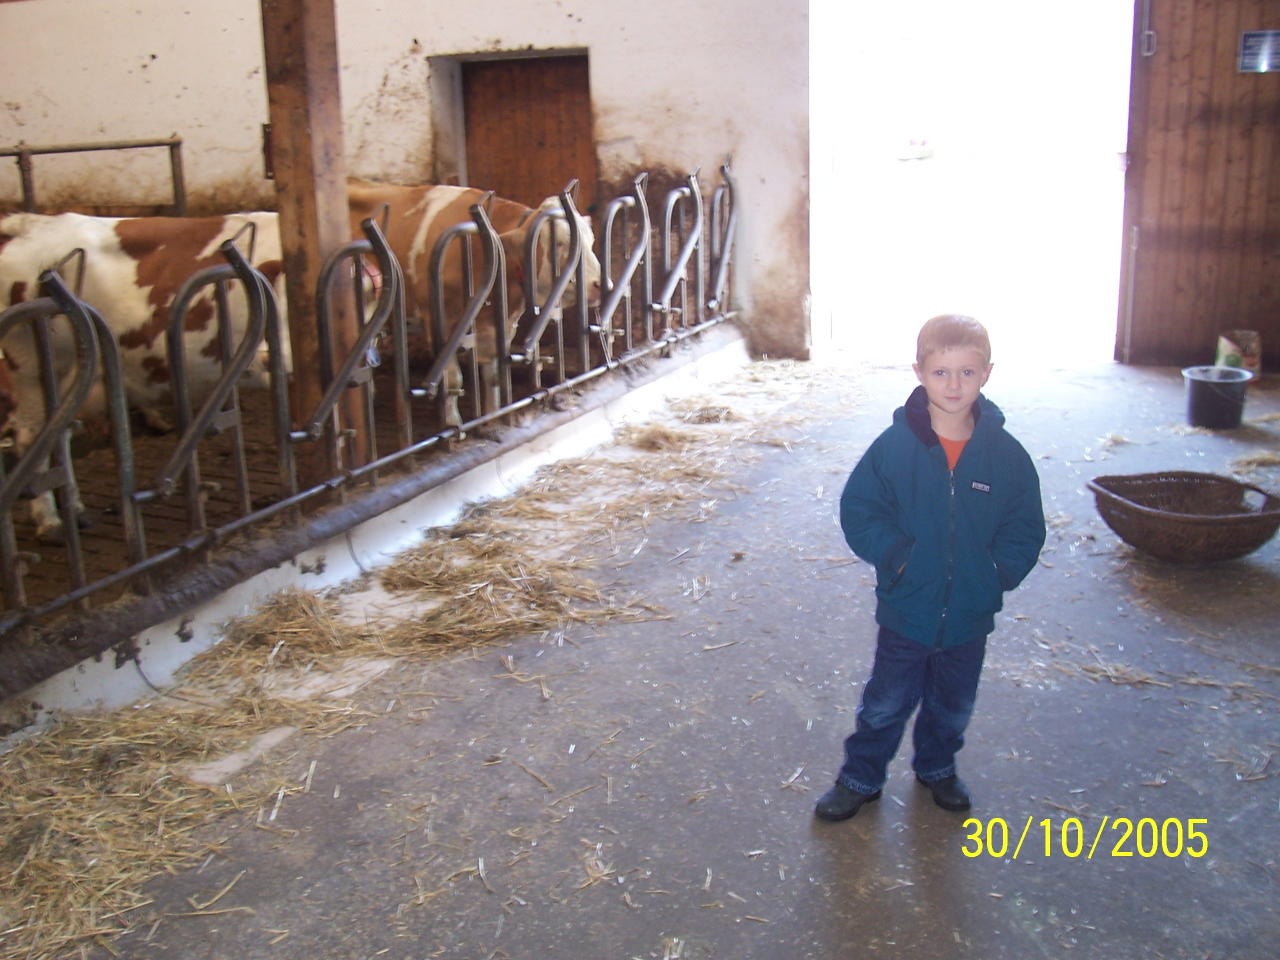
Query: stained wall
0 0 811 357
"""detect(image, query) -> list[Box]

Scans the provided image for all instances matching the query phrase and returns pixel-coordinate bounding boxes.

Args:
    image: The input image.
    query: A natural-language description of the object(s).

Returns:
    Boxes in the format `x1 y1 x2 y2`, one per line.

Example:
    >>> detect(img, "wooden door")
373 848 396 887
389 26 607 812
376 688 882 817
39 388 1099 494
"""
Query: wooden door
462 56 598 213
1118 0 1280 366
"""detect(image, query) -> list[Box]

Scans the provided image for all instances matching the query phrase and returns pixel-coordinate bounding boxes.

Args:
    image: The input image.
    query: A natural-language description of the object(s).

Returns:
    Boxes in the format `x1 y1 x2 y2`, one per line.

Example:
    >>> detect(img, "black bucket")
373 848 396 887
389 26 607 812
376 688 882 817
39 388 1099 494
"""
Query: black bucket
1182 365 1254 429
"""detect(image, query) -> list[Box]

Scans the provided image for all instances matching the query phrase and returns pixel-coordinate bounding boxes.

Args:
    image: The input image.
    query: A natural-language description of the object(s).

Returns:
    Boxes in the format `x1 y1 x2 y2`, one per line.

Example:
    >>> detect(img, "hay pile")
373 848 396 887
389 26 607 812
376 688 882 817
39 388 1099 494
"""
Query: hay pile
0 588 378 960
0 688 349 957
0 358 842 960
372 518 663 649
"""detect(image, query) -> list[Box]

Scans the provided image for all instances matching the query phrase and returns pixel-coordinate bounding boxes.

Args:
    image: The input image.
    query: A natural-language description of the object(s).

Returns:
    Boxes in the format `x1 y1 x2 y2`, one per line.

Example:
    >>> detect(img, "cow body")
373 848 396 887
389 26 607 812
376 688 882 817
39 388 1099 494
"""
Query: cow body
0 182 599 541
346 180 601 401
0 210 286 540
347 179 601 328
0 210 285 434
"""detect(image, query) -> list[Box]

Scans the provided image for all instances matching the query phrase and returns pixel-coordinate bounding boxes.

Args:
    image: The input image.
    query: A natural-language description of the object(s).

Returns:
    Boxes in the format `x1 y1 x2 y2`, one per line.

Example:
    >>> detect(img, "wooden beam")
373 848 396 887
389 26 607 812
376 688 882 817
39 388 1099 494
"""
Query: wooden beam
259 0 368 486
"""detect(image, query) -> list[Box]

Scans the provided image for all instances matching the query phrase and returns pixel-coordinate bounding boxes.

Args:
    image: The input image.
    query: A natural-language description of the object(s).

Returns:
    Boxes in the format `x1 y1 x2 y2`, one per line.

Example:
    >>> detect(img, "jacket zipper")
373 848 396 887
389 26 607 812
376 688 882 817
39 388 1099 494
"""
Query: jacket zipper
936 466 957 648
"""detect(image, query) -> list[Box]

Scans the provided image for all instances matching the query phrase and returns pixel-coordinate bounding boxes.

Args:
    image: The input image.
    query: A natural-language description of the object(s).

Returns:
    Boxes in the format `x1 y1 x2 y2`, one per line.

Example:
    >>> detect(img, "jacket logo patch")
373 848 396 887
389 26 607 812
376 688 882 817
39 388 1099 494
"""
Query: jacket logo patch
971 481 992 493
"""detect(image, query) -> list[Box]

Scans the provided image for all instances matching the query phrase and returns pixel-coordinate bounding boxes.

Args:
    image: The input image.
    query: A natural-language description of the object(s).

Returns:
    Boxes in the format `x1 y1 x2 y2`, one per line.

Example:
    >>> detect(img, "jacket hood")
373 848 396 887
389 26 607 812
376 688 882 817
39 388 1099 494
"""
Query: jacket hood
897 385 1006 447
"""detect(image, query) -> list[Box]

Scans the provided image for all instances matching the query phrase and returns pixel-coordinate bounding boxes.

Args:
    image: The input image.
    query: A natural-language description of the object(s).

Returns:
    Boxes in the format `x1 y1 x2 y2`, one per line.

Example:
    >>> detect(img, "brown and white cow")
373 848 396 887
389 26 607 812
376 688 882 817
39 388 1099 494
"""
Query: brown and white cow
0 183 599 541
0 210 287 540
346 179 601 407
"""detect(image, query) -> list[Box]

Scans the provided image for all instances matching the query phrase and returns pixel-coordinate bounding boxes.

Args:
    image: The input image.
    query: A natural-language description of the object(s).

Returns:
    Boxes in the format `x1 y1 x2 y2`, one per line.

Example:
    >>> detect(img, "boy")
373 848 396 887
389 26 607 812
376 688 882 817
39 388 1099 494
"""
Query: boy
815 315 1045 821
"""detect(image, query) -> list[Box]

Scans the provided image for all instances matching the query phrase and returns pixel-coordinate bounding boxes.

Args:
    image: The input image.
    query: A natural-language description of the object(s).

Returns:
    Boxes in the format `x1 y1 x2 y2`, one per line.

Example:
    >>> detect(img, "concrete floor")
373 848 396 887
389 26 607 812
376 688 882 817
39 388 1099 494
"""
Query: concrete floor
93 357 1279 960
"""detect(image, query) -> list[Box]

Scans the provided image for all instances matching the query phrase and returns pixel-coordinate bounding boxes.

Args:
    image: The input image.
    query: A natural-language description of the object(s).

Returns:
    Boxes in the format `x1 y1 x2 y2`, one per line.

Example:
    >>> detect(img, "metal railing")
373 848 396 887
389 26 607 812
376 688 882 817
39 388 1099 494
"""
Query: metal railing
599 171 653 361
0 163 738 677
1 136 187 215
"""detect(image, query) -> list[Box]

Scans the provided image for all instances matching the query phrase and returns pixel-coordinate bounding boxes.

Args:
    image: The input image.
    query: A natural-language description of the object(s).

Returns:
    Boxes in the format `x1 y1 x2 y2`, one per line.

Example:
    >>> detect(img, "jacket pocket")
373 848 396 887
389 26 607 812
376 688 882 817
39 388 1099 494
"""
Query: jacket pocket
881 537 914 590
881 548 944 609
984 549 1001 592
957 549 1003 615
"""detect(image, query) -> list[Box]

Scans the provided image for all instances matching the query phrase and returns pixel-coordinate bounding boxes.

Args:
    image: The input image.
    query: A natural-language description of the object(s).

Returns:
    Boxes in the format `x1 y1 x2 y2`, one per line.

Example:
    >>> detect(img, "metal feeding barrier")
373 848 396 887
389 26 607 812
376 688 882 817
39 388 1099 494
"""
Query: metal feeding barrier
0 163 738 693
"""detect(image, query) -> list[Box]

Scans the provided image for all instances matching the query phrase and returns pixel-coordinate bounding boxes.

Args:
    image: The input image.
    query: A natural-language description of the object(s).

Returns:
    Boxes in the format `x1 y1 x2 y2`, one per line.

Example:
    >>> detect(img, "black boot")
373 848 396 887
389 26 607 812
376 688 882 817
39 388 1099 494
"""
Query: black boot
814 783 882 821
916 774 971 812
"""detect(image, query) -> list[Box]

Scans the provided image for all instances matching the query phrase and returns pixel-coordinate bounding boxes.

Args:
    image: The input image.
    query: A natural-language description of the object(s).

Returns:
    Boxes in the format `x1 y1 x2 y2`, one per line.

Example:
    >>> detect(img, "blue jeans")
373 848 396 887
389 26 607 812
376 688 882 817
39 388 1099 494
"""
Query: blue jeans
836 626 987 794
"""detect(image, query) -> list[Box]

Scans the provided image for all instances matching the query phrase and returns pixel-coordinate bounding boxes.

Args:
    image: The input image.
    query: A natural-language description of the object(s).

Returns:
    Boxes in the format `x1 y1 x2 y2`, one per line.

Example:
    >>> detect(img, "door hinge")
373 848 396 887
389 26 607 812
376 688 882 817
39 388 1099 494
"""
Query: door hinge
1140 0 1157 57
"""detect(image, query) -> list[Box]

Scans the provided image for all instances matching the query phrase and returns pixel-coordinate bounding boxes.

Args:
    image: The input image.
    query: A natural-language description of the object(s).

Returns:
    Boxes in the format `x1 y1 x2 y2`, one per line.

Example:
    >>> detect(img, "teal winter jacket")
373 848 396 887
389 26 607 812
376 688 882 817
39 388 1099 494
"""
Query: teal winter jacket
840 386 1046 648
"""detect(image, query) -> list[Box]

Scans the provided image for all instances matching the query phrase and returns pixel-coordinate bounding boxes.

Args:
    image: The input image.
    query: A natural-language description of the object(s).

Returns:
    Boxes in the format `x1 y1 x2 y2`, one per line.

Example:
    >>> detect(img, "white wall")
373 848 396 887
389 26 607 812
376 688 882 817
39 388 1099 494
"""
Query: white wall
0 3 269 210
0 0 810 357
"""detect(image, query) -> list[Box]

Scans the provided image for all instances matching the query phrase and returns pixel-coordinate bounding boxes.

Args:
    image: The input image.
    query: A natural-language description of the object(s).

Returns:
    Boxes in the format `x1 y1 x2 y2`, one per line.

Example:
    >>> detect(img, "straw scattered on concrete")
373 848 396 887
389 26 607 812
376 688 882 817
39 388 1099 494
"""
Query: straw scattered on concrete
0 651 355 960
618 423 702 452
670 396 741 424
1098 433 1133 449
372 523 665 651
1229 450 1280 478
0 357 845 960
1163 423 1216 437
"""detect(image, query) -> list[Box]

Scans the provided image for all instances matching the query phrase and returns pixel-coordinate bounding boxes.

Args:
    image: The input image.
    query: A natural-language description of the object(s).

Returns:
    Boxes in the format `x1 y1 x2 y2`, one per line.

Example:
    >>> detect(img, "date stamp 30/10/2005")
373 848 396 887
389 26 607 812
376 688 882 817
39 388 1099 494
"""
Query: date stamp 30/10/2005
960 817 1209 860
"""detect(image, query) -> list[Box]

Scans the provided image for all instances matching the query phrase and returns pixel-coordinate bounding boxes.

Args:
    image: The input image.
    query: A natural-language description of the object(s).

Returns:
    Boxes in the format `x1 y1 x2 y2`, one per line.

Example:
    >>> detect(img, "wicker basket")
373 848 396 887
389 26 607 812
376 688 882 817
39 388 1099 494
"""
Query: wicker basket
1087 472 1280 563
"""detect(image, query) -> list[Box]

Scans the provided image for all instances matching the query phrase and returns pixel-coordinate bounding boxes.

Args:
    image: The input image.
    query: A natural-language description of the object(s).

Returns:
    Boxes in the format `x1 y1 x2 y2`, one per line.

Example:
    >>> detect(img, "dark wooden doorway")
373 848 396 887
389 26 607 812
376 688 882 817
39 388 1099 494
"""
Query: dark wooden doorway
1118 0 1280 367
462 55 597 212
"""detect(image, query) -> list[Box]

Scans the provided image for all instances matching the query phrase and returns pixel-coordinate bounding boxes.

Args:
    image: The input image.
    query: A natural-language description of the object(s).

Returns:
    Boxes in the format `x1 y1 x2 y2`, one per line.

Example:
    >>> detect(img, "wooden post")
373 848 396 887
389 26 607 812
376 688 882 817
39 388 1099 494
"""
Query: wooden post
259 0 368 489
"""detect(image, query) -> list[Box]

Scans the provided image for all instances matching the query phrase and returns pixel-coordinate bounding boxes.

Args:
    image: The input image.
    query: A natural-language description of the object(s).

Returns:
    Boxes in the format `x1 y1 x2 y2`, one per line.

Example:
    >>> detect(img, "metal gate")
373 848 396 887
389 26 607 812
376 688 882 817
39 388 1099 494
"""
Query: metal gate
0 164 739 697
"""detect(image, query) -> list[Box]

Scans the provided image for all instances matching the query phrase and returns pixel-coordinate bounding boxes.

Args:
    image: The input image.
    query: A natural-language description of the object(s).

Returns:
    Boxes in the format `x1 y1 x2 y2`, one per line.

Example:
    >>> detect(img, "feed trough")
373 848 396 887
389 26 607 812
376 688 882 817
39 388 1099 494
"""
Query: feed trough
1087 471 1280 563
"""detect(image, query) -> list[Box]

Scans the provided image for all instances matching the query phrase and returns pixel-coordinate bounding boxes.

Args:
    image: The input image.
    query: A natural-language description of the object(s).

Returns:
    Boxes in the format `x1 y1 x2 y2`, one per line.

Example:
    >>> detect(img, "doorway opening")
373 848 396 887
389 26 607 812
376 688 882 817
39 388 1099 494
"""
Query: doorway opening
810 2 1135 368
428 51 597 212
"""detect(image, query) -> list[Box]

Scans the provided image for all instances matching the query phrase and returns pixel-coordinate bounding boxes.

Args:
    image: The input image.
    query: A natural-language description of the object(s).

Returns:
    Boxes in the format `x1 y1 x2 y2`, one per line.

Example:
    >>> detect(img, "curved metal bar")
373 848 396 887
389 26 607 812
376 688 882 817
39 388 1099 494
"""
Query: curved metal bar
383 214 416 433
259 259 296 499
226 218 259 263
514 187 584 360
372 201 393 238
355 215 412 451
77 299 146 565
302 224 400 440
164 262 234 437
482 209 511 407
50 247 88 300
155 239 267 496
599 172 651 334
425 220 477 399
655 170 704 313
708 162 738 312
421 203 500 397
0 278 99 516
515 209 554 330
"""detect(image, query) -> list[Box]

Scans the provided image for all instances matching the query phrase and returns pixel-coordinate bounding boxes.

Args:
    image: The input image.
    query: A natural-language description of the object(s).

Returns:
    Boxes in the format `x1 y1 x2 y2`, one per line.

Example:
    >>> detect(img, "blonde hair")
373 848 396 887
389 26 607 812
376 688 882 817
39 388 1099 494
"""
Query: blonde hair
916 314 991 365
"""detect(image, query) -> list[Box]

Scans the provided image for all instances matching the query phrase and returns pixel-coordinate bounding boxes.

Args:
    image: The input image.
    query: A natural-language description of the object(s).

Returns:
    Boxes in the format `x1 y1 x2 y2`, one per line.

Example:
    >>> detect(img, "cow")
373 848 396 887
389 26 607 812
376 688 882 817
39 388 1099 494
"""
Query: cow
346 179 601 410
0 182 600 542
0 210 287 542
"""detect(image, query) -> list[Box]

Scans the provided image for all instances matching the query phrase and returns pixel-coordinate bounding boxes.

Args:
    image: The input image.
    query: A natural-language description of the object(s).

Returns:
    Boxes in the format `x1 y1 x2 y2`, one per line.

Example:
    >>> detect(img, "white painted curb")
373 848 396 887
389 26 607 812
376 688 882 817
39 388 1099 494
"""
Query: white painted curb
16 336 751 719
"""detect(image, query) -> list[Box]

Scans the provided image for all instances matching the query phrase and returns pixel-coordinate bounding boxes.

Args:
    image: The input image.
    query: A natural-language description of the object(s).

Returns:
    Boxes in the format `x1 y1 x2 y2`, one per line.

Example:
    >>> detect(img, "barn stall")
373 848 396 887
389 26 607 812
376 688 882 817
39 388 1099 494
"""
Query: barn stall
0 164 741 696
0 0 808 712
